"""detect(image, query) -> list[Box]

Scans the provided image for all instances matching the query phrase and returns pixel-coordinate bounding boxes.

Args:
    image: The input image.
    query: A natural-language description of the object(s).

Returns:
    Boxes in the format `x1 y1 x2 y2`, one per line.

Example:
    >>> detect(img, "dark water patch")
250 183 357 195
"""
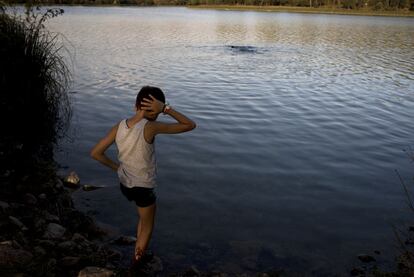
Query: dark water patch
226 45 262 54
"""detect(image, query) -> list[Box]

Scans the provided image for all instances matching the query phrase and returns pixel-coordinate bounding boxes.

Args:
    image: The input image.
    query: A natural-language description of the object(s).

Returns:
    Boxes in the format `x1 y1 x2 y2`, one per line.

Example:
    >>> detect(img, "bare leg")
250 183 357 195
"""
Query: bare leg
137 219 142 238
135 203 156 260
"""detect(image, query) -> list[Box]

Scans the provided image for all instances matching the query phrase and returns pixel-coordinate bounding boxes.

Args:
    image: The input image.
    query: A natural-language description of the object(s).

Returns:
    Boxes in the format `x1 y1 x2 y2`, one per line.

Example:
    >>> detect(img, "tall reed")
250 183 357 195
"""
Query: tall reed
0 3 71 192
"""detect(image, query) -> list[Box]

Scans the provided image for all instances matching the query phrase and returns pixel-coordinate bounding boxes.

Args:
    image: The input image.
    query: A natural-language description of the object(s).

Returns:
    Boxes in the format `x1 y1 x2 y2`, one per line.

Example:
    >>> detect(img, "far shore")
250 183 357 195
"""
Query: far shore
188 5 414 17
4 3 414 17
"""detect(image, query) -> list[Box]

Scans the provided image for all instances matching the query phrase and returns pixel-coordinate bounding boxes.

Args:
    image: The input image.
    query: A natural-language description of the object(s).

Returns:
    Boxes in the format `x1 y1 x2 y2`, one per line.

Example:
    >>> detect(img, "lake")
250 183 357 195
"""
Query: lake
49 6 414 276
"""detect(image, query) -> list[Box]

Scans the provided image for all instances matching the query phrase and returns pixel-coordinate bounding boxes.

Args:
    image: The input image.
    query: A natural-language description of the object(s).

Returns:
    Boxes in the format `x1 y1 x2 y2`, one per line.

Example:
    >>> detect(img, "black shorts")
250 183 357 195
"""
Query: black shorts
119 182 156 207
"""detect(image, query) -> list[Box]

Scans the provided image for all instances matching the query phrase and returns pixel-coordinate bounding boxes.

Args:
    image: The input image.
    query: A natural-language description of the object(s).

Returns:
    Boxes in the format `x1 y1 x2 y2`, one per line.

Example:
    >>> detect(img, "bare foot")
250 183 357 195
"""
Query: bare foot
135 246 144 261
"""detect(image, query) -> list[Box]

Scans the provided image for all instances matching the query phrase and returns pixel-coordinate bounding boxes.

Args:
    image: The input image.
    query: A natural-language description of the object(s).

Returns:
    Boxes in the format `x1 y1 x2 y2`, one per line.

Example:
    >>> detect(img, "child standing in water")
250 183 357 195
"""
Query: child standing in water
90 86 196 266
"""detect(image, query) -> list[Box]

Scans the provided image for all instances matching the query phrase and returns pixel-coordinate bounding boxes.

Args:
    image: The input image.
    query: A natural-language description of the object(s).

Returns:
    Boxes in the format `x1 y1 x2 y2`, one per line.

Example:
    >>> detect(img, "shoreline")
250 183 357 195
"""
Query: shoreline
5 3 414 17
0 166 292 276
188 5 414 17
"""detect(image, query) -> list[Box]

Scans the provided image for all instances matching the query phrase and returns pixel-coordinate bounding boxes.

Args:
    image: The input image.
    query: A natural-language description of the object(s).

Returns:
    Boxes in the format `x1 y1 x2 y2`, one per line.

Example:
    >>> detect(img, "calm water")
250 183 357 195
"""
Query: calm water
49 6 414 276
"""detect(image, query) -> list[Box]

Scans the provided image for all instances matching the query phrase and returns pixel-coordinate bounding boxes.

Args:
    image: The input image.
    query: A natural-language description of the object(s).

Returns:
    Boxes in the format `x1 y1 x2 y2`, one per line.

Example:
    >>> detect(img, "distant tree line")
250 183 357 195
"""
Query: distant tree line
4 0 413 12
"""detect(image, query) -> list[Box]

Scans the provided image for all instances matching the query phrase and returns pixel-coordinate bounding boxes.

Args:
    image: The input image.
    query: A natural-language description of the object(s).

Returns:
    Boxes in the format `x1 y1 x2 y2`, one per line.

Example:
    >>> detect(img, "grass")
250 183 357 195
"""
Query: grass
0 3 72 193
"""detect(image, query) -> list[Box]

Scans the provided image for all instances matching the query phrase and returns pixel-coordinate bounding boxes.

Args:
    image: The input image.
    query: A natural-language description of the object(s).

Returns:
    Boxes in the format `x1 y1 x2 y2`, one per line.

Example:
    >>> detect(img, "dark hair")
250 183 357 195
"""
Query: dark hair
135 86 165 109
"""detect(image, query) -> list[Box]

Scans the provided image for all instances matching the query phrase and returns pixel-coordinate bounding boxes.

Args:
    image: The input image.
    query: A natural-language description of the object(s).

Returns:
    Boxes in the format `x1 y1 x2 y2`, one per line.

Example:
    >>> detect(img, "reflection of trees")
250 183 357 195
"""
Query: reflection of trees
5 0 414 10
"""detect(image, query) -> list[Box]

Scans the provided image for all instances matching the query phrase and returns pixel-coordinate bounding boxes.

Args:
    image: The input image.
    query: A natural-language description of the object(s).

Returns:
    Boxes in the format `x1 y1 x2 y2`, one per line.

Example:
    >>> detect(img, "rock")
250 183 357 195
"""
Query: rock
43 223 66 239
210 273 227 277
72 233 93 251
12 240 22 249
357 254 376 263
77 266 114 277
43 211 60 223
106 248 122 261
185 265 200 276
35 218 47 231
9 216 28 231
113 235 136 245
0 240 13 246
350 267 365 276
57 193 74 209
47 258 57 272
72 233 88 243
60 256 81 267
56 178 64 190
3 170 11 177
14 232 28 246
105 263 115 269
36 239 56 249
58 240 77 253
12 240 23 249
24 193 37 205
0 244 33 269
144 255 163 273
34 246 46 257
82 185 105 191
9 202 25 210
63 210 100 235
0 200 10 213
64 171 80 186
98 244 122 261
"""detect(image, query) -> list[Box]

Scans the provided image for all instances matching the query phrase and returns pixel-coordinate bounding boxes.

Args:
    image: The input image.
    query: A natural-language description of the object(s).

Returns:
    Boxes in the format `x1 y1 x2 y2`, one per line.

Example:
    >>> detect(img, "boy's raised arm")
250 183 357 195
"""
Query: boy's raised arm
141 95 196 135
152 107 196 135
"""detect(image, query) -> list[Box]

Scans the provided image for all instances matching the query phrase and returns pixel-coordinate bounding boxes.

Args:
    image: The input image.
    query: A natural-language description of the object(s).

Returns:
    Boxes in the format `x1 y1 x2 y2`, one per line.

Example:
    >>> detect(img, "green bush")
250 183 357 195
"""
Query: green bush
0 4 72 190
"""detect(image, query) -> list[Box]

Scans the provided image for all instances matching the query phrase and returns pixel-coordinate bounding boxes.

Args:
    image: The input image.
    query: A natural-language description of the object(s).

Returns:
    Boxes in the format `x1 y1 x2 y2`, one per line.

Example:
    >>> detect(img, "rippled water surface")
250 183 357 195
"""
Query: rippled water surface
50 7 414 275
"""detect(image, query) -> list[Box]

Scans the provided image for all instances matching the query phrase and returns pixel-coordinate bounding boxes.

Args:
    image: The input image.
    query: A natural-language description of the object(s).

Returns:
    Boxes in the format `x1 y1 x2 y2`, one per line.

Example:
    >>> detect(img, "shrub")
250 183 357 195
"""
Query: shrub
0 3 72 191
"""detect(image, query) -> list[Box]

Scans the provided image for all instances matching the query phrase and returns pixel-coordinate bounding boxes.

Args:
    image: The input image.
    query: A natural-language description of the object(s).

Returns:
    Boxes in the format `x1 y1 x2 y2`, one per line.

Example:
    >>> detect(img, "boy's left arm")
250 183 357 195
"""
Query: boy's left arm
90 123 120 172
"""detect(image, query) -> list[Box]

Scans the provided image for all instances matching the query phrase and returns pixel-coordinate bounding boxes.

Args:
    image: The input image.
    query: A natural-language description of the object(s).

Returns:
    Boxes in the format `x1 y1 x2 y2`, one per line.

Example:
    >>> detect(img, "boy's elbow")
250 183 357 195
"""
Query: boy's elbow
90 150 99 160
188 122 196 131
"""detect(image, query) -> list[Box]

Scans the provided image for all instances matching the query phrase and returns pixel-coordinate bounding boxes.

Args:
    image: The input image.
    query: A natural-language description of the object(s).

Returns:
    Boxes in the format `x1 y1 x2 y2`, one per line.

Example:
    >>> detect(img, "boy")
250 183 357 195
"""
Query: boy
90 86 196 265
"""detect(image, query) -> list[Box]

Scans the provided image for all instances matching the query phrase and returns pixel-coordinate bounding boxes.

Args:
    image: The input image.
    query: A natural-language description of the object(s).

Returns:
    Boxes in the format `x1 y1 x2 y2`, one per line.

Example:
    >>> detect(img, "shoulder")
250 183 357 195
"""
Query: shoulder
109 121 122 136
114 120 123 130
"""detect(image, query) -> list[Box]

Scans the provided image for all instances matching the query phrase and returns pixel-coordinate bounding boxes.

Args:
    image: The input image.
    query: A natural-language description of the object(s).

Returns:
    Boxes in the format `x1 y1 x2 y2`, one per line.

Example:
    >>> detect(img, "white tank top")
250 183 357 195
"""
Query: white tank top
115 118 157 188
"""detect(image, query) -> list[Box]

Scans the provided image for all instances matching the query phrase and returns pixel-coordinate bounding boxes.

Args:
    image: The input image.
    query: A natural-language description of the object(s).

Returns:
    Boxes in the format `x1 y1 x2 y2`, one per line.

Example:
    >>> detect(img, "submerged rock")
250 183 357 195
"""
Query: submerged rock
36 239 56 249
24 193 37 205
56 178 64 190
58 240 77 253
227 45 259 53
63 210 101 236
0 244 33 269
78 266 114 277
113 235 136 245
60 256 81 267
0 200 10 213
43 211 60 223
357 254 376 263
83 184 105 191
131 254 163 276
43 223 66 239
350 267 365 276
34 246 46 257
9 216 28 231
185 265 200 276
